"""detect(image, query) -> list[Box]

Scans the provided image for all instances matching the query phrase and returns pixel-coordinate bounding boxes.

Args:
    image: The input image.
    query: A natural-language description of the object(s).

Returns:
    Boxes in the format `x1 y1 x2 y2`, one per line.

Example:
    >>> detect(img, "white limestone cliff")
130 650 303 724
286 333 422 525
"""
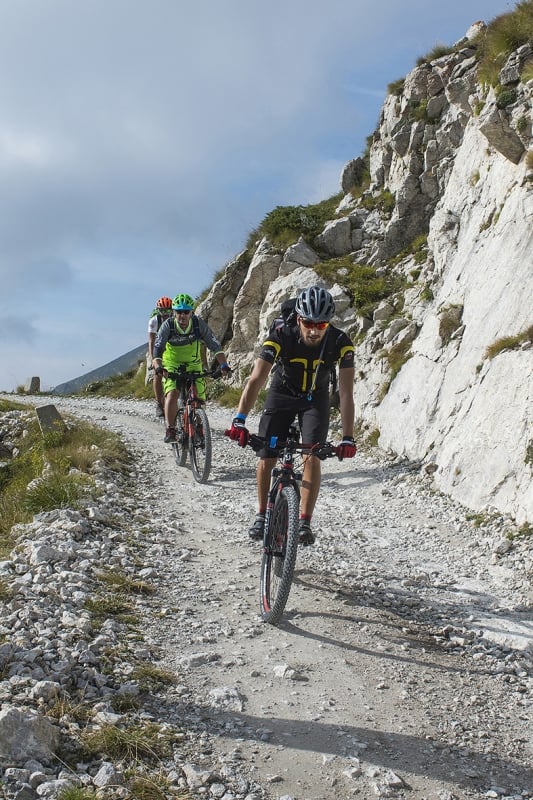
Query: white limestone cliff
197 23 532 524
376 124 533 523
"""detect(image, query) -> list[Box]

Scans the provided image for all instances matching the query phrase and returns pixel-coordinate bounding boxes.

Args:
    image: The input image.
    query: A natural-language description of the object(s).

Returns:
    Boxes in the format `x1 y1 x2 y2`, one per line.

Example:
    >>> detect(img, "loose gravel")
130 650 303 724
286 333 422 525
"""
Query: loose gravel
1 394 531 800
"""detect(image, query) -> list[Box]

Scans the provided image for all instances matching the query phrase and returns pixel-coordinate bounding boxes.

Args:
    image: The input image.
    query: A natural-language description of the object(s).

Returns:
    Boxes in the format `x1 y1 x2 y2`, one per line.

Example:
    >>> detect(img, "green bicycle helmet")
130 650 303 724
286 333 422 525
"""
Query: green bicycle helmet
172 293 195 311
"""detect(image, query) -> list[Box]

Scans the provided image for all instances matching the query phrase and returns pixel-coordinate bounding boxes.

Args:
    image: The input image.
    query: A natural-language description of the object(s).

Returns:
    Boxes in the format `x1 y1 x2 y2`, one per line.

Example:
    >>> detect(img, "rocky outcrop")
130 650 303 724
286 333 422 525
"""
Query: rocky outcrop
196 23 532 525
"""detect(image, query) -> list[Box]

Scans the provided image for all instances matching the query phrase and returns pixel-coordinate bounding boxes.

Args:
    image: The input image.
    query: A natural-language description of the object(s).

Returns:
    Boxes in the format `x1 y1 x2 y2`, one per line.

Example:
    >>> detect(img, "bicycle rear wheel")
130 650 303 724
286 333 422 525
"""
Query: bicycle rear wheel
172 409 188 467
260 484 299 625
189 407 212 483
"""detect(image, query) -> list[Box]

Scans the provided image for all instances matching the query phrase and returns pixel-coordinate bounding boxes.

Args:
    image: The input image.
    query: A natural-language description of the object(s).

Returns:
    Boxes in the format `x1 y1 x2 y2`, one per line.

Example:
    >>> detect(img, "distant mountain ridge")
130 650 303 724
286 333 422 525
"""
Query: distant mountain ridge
52 343 146 395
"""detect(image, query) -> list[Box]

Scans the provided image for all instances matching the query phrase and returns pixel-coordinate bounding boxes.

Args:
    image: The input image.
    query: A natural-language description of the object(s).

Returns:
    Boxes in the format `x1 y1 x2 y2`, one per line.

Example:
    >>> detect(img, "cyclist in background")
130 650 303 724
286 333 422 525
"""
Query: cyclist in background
152 292 232 443
146 296 173 417
226 286 356 546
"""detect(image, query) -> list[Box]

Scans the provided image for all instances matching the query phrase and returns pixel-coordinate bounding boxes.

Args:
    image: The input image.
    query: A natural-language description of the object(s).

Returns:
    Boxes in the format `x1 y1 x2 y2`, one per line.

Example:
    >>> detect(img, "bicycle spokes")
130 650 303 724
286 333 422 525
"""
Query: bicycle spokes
259 484 300 624
189 407 212 483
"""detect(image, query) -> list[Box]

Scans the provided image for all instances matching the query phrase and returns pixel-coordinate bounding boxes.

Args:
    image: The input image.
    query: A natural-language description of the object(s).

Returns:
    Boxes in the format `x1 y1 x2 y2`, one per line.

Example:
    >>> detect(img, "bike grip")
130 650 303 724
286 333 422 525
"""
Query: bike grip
249 434 264 452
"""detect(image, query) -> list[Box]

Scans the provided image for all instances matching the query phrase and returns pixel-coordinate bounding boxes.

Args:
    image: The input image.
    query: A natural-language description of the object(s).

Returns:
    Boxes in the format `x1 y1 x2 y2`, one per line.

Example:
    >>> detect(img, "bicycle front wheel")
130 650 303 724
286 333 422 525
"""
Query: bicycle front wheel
172 409 188 467
189 407 212 483
260 484 300 625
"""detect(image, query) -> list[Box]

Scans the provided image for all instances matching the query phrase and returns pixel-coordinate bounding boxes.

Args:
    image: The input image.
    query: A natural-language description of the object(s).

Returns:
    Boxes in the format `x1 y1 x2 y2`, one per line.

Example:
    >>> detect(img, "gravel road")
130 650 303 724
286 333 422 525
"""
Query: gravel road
5 394 532 800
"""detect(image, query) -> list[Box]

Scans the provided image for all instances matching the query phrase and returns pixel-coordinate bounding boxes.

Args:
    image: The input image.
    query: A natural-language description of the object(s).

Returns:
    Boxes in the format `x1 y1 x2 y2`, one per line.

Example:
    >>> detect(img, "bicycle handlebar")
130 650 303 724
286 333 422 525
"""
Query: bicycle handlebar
248 433 338 460
163 366 224 381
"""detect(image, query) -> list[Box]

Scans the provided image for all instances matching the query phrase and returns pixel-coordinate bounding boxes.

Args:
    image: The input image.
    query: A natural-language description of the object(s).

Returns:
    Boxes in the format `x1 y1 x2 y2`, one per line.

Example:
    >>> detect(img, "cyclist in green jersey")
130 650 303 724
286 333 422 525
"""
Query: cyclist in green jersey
152 293 231 443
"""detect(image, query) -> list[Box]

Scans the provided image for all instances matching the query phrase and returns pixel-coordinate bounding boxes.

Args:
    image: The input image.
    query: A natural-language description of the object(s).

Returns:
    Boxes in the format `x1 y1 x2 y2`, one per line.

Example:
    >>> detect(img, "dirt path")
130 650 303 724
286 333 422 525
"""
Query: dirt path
9 394 532 799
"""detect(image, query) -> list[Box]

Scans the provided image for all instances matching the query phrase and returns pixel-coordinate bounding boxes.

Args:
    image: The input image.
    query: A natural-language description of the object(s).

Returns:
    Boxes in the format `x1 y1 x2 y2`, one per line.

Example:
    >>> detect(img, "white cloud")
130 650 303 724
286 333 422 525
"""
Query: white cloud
0 0 514 390
0 127 57 167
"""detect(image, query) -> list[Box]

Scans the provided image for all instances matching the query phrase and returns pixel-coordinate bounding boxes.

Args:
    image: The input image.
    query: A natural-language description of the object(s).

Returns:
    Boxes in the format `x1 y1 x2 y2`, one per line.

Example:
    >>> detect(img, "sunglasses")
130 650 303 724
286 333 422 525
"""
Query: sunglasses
159 308 172 315
300 319 329 330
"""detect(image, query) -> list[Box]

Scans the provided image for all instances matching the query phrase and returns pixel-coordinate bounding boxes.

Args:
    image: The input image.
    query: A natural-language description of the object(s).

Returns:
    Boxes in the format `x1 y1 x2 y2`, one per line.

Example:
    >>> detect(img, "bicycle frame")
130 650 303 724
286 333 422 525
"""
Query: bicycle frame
166 366 216 421
261 428 303 549
247 427 338 623
165 366 220 483
250 427 336 540
177 374 202 438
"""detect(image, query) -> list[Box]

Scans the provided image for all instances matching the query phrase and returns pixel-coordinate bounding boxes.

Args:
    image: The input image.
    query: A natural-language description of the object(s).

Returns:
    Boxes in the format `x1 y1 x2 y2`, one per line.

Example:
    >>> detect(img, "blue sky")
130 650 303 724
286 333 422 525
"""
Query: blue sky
0 0 515 391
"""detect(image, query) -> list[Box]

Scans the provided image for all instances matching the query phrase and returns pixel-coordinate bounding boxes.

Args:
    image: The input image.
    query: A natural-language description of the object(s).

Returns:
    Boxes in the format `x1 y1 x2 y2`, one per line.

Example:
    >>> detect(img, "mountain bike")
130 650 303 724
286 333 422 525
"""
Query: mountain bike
247 426 338 625
164 366 221 484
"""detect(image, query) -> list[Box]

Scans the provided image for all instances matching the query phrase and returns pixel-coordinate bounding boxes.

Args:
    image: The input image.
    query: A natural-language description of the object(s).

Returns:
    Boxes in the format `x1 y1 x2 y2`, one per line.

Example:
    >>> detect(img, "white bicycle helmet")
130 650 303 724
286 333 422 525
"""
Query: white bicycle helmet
295 286 335 322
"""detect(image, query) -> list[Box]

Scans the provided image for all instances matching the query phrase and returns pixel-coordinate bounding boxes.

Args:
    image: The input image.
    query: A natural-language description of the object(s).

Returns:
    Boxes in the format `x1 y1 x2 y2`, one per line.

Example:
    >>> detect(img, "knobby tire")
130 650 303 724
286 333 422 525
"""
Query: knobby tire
189 407 212 483
172 408 188 467
260 484 299 625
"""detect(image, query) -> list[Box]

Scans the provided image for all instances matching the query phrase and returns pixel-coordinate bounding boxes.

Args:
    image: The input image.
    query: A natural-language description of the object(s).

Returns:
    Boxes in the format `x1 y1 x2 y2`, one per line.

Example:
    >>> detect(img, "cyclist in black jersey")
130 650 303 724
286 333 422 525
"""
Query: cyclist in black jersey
226 286 356 545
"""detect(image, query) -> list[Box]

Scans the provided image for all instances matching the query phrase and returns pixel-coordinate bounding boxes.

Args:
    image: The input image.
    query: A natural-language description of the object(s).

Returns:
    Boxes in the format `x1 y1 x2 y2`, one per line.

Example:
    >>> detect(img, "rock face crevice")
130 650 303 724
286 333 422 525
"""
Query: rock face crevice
197 24 532 524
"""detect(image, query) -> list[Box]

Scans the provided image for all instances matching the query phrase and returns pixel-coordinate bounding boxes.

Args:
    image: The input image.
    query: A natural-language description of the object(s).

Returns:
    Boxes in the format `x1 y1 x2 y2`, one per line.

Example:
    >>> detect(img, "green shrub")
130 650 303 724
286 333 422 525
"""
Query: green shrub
246 194 343 251
408 98 429 122
80 721 173 762
84 364 151 400
516 522 533 537
475 2 533 86
24 471 91 515
484 324 533 359
521 58 533 82
387 77 405 96
382 339 413 379
411 234 429 263
496 86 518 108
110 693 141 713
416 42 455 65
387 233 429 268
420 284 434 302
438 305 463 345
57 789 97 800
0 579 10 602
96 569 155 596
127 776 171 800
366 429 380 447
0 403 129 556
85 595 136 622
213 385 243 409
360 189 395 216
314 256 403 319
131 664 177 693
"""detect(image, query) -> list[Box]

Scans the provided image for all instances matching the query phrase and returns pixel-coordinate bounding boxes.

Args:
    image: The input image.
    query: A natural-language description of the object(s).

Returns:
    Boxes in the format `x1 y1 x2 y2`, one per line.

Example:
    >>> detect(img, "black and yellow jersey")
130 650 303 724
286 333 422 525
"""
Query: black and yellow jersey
259 323 354 398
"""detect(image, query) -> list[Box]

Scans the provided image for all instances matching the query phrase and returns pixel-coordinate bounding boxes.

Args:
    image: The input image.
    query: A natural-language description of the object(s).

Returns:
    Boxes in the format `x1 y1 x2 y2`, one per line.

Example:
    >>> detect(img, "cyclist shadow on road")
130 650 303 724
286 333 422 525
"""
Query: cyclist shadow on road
173 697 532 794
208 463 255 484
282 568 527 676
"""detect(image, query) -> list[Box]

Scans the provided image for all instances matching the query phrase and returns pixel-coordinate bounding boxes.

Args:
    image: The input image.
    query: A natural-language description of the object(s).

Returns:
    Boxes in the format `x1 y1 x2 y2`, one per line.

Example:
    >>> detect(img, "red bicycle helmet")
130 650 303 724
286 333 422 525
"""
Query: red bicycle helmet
156 296 173 309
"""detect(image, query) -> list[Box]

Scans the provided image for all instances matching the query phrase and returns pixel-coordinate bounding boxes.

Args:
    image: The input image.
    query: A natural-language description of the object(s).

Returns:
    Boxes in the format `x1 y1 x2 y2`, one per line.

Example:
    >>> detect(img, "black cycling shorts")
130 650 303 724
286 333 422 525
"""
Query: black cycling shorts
257 388 330 458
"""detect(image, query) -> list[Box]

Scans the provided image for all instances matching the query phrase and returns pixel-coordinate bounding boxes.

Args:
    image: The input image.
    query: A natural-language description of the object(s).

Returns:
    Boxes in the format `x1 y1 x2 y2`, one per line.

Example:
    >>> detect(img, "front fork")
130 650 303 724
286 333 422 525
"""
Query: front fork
262 471 301 553
177 395 188 444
